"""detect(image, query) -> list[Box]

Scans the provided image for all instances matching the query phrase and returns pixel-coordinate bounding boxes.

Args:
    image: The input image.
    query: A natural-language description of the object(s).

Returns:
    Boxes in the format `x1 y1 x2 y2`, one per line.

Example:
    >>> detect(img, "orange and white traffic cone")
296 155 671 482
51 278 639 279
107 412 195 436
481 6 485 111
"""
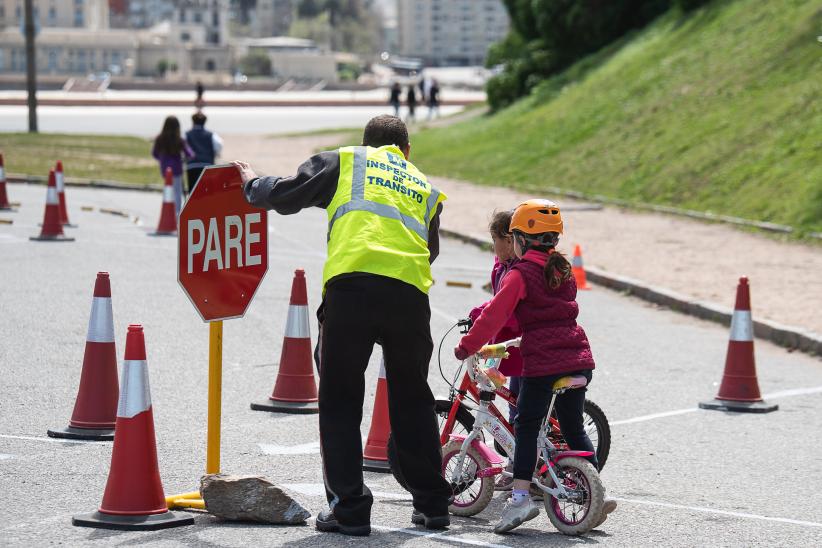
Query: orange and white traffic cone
699 277 778 413
48 272 119 441
151 167 177 236
73 324 194 530
55 160 75 226
363 359 391 473
0 153 13 210
251 269 319 414
571 244 591 290
30 169 74 242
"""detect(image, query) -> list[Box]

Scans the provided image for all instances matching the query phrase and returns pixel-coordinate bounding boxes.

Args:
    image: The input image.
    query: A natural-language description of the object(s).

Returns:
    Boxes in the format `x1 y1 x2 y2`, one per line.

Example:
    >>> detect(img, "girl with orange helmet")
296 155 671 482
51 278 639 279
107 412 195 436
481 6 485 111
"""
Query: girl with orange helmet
455 199 615 534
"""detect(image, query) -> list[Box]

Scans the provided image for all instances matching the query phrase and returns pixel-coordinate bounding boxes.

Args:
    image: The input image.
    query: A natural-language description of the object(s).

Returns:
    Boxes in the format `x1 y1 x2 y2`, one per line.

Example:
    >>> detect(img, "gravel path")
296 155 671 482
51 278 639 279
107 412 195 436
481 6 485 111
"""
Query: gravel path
223 134 822 335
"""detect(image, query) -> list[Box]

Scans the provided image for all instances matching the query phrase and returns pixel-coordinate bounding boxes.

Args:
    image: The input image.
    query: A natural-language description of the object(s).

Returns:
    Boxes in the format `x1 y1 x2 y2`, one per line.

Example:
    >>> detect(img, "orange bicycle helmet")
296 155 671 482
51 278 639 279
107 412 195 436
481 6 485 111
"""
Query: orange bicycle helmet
509 199 563 235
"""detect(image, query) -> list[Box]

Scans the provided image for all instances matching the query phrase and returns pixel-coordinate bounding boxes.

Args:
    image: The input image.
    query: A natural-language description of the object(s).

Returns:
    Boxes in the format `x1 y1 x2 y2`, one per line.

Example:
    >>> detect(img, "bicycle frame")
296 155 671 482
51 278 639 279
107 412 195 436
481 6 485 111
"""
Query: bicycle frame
446 341 592 502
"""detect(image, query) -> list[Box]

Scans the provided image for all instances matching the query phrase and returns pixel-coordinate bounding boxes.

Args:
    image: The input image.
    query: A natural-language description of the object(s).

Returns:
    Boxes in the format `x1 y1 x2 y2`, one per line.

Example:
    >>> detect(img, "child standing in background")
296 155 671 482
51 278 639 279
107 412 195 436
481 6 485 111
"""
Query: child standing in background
468 210 522 491
152 115 194 216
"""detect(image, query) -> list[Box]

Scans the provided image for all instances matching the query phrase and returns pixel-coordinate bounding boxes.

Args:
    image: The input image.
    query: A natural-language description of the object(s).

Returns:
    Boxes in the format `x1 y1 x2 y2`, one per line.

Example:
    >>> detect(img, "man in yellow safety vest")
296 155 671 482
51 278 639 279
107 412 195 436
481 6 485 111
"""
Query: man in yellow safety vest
234 115 452 536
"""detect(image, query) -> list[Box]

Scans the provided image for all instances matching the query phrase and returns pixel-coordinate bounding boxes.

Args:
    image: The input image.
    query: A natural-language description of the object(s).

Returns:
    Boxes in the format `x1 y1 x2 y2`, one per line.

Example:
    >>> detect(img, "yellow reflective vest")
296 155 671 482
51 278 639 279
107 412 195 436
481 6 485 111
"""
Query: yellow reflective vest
323 145 447 294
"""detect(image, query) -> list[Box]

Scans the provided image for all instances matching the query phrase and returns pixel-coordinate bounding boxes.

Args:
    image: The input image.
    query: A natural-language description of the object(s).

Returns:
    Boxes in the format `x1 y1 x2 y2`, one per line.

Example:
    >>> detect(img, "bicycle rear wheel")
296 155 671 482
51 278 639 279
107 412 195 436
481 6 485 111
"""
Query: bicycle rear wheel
548 399 611 471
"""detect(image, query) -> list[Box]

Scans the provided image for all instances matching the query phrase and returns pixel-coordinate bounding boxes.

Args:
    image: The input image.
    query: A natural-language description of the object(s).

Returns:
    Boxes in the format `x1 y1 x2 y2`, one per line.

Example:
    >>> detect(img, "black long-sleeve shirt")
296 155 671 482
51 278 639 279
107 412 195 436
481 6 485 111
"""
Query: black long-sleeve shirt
243 150 442 263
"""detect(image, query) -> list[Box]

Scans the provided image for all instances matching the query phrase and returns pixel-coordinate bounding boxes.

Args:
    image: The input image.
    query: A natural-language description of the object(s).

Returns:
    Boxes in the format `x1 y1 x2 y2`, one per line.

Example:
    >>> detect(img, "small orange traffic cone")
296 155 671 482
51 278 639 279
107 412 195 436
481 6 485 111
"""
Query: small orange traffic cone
55 160 75 226
48 272 119 441
0 153 13 210
363 359 391 473
699 277 778 413
73 324 194 530
151 167 177 236
571 244 591 290
251 269 319 414
30 169 74 242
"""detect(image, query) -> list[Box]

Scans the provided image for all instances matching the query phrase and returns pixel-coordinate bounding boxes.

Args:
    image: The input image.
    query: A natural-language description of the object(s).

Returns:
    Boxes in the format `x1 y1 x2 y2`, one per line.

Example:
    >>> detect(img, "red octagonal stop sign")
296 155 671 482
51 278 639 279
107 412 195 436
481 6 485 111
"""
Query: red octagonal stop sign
178 165 268 322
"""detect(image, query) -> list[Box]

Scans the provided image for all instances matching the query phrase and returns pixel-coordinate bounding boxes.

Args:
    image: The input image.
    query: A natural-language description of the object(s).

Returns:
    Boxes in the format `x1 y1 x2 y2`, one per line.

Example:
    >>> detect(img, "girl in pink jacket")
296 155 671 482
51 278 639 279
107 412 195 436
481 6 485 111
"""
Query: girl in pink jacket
455 199 615 534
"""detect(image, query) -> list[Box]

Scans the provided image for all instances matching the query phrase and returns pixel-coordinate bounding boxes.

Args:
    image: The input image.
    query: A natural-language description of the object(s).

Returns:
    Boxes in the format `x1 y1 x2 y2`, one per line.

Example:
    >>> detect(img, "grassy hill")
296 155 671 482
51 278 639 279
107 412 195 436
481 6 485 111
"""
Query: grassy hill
1 133 156 185
410 0 822 234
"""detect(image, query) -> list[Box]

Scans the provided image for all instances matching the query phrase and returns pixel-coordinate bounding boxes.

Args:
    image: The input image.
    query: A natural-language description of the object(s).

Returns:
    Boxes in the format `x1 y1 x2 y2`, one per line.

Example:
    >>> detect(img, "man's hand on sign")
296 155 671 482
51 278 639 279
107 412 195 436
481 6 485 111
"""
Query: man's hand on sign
232 161 258 184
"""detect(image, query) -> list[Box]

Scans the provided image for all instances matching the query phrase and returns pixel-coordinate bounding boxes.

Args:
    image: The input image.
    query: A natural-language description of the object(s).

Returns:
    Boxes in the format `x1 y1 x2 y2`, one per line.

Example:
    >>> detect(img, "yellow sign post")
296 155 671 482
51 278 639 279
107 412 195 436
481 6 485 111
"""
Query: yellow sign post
165 321 223 510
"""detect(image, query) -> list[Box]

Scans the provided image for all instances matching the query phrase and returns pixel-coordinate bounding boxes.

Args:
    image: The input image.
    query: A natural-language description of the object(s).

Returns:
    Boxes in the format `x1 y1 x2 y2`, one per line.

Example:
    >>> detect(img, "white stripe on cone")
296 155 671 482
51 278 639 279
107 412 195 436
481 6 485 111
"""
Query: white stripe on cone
46 187 59 205
162 185 174 202
729 310 753 342
56 171 65 192
285 305 310 338
87 297 115 343
378 358 386 379
0 167 5 181
117 360 151 418
572 255 583 267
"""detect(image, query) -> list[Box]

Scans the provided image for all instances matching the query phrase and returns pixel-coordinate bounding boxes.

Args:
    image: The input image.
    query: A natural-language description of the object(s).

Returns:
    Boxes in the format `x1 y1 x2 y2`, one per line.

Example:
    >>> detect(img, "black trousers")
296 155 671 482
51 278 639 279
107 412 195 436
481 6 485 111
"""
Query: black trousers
185 167 205 195
513 370 596 480
318 275 451 526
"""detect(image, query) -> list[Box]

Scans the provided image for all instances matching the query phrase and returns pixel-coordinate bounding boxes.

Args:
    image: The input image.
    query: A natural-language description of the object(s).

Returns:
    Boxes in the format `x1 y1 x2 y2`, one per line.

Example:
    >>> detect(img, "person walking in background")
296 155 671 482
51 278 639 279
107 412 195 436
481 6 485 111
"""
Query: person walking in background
389 82 402 117
406 84 417 123
152 115 193 216
184 111 223 195
427 79 440 120
195 80 205 109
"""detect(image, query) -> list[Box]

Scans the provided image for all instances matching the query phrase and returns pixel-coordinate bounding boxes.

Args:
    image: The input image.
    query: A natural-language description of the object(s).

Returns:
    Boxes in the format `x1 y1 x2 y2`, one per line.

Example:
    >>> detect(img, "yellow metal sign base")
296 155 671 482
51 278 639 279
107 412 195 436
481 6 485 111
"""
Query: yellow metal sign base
166 321 224 513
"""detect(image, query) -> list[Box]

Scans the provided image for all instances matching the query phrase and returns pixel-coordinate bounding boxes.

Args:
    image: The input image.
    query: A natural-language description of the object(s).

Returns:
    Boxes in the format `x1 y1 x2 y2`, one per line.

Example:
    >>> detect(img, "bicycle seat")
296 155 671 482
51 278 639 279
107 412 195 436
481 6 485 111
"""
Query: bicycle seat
552 375 588 392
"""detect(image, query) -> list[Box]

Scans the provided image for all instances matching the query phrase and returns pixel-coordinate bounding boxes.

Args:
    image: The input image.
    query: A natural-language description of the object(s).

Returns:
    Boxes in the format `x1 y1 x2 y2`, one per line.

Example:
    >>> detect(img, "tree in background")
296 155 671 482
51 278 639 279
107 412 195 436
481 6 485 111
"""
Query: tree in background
487 0 712 110
239 51 273 76
290 0 380 55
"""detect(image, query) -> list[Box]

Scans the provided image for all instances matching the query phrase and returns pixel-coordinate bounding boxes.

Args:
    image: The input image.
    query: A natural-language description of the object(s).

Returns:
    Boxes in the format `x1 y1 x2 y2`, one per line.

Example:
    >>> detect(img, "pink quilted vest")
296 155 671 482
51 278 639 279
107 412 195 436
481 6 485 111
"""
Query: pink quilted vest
512 258 595 377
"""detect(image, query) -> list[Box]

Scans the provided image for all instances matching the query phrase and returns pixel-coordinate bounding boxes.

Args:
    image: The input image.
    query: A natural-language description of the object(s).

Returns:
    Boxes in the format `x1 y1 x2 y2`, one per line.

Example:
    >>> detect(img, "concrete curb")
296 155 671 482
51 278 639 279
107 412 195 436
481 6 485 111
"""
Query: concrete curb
441 229 822 357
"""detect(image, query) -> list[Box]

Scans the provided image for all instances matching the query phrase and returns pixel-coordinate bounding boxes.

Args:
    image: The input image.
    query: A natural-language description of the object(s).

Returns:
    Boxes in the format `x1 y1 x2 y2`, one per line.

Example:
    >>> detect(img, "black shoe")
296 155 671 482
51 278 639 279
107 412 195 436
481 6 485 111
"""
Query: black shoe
315 509 371 536
411 509 450 529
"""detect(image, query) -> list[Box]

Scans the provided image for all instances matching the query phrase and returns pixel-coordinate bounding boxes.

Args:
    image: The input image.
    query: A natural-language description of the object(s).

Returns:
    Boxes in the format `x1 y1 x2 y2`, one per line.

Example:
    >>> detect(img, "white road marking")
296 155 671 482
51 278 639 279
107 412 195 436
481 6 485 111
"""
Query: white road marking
259 441 321 455
612 385 822 426
762 385 822 399
284 482 411 501
0 454 13 460
371 525 512 548
615 497 822 529
611 408 697 426
0 434 103 444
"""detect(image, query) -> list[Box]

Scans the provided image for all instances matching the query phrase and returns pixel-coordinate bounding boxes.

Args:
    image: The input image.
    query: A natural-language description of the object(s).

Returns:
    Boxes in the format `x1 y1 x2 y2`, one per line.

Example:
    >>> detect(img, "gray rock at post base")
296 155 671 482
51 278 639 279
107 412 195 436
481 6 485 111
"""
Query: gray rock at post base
200 474 311 525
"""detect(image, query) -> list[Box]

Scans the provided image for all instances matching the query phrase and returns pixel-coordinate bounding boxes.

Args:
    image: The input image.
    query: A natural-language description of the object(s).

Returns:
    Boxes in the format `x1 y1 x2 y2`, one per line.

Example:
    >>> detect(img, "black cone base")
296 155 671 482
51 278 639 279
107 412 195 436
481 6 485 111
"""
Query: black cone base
250 399 319 414
699 398 778 413
363 458 391 473
72 511 194 531
148 231 177 237
47 426 114 441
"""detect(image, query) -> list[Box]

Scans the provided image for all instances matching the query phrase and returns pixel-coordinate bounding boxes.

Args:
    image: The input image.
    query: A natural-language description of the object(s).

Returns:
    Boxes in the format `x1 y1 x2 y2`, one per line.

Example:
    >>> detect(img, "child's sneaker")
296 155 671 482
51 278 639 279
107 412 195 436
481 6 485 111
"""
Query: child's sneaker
493 498 540 534
592 498 617 529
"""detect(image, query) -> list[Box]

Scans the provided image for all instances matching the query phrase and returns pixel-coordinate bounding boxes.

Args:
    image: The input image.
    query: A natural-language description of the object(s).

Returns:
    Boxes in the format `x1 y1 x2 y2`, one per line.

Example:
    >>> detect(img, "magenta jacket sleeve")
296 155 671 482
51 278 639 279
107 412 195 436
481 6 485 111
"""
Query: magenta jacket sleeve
459 269 526 355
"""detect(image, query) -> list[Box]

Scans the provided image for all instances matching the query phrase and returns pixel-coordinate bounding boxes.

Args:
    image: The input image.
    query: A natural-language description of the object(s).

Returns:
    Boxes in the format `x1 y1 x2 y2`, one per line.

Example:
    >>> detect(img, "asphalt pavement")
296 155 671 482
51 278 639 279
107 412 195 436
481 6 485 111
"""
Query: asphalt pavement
1 183 821 547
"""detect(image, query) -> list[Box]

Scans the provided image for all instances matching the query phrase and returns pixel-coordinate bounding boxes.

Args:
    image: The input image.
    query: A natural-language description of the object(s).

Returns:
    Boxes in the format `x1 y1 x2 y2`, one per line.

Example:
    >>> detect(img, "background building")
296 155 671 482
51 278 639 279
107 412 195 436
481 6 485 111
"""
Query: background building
397 0 509 66
249 0 294 38
0 0 110 30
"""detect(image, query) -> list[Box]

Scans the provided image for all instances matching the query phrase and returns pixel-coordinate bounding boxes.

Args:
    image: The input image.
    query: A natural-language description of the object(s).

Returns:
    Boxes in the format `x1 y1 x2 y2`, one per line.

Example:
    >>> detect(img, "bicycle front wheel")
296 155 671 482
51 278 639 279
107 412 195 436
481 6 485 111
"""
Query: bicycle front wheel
441 439 495 517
